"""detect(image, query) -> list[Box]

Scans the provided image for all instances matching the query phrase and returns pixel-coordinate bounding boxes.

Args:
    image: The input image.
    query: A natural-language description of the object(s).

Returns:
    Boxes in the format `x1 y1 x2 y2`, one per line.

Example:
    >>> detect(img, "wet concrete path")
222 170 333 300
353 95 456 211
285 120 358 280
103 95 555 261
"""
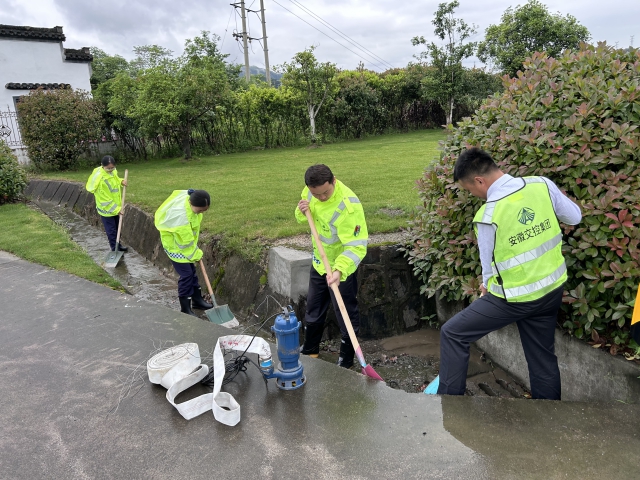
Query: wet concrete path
1 250 639 479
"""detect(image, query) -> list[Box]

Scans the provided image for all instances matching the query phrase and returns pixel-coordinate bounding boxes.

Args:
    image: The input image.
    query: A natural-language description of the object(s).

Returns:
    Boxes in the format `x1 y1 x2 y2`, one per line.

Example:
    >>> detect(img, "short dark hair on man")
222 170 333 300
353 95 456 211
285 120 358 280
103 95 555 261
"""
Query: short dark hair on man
453 148 498 183
101 155 116 167
304 164 334 187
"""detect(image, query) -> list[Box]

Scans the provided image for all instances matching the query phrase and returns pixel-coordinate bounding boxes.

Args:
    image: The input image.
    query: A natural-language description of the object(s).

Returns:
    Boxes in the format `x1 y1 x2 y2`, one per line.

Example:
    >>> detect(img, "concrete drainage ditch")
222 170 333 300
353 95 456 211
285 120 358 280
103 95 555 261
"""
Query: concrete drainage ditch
26 179 640 403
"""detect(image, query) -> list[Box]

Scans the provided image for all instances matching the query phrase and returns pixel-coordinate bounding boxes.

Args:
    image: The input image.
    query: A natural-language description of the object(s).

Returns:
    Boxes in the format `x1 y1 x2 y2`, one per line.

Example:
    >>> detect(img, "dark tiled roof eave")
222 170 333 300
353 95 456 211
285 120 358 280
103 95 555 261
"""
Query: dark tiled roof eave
5 83 71 90
63 47 93 62
0 24 65 42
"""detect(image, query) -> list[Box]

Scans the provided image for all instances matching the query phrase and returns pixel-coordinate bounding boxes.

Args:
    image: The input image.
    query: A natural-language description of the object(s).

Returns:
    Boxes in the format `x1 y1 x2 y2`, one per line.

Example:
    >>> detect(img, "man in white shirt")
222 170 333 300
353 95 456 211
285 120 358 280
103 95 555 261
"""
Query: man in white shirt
437 147 581 400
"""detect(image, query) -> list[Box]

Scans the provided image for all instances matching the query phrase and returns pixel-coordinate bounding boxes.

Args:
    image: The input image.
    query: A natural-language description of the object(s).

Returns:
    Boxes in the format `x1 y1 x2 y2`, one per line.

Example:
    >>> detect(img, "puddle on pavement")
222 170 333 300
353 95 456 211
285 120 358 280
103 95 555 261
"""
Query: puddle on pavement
32 199 530 398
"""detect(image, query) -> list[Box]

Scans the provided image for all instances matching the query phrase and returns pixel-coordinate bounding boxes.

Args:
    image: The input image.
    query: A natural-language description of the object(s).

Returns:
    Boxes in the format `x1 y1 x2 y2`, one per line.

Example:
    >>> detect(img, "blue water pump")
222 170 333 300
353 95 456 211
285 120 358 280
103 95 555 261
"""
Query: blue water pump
261 306 306 390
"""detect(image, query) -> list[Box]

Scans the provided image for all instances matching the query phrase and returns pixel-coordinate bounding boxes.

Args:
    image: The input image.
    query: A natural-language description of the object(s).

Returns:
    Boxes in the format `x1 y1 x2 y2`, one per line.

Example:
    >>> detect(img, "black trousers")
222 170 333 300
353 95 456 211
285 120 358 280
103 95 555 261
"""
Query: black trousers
171 261 200 297
100 215 119 251
305 268 359 341
437 285 564 400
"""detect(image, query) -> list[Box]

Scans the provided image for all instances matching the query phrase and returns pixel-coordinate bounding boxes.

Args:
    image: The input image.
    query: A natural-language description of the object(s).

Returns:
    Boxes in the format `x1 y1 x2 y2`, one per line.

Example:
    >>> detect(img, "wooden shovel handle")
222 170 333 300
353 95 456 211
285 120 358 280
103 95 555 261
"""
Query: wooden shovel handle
304 209 361 352
199 260 214 297
115 169 128 245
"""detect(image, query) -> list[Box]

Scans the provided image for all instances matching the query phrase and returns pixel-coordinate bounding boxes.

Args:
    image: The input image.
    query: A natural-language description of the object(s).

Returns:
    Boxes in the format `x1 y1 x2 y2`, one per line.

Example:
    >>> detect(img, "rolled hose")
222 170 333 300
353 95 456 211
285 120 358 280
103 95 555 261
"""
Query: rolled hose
147 337 272 426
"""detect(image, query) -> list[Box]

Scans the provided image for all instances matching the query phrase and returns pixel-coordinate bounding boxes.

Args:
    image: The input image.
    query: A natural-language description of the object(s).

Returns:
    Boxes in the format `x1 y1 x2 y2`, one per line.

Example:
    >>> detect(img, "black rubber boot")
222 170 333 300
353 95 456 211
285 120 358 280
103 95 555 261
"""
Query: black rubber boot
117 243 128 252
191 287 213 310
178 296 198 317
300 322 325 357
337 337 355 369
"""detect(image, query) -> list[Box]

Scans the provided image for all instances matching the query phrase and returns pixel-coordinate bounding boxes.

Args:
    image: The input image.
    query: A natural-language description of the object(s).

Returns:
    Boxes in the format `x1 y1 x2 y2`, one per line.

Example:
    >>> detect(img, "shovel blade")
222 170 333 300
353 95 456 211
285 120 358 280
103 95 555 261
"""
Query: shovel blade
205 305 238 328
104 250 124 268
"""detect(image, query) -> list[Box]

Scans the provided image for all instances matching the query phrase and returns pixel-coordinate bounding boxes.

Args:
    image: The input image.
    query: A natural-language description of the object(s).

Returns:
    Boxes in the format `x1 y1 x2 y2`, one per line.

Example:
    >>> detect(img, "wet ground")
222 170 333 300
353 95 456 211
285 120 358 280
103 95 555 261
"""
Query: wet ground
33 199 529 398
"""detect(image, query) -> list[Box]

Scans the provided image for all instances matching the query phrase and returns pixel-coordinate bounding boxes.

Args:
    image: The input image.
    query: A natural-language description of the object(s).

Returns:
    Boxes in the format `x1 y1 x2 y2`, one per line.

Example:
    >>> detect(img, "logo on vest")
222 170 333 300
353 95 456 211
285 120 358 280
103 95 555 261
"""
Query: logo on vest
517 207 535 225
354 225 361 237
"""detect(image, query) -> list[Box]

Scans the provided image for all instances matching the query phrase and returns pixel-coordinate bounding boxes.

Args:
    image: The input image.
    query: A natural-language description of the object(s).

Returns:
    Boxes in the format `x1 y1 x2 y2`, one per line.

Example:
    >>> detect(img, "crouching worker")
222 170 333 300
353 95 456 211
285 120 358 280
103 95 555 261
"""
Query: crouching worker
154 189 213 317
437 148 581 400
85 155 128 252
295 164 368 368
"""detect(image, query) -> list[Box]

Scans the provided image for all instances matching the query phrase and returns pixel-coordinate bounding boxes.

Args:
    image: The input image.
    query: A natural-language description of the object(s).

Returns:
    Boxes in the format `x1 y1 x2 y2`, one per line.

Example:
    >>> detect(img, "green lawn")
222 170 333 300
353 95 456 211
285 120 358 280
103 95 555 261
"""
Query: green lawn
39 130 444 243
0 203 122 290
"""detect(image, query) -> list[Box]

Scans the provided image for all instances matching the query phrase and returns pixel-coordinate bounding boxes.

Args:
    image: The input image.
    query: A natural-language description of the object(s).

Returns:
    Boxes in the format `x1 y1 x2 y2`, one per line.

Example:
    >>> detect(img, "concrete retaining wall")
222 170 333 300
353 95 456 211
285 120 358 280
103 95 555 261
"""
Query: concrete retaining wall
435 293 640 403
27 179 436 342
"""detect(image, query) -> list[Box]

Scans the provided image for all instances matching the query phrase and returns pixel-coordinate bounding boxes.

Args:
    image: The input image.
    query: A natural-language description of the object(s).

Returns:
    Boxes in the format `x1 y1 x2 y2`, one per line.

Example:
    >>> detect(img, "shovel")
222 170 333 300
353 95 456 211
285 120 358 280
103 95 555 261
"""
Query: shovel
304 210 384 381
199 259 239 328
104 169 128 268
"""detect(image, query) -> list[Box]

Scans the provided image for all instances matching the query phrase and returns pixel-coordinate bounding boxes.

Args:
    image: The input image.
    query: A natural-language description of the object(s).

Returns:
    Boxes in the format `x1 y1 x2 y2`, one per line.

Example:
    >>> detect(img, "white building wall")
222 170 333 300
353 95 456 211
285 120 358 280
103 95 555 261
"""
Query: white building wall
0 38 92 110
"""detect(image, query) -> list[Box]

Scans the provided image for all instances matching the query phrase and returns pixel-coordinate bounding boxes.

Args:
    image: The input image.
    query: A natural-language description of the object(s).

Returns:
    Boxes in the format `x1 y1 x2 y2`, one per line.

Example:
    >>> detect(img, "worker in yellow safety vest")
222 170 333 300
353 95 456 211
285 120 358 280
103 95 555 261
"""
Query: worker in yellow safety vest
85 156 128 252
154 189 213 317
632 286 640 344
295 164 368 368
436 148 582 400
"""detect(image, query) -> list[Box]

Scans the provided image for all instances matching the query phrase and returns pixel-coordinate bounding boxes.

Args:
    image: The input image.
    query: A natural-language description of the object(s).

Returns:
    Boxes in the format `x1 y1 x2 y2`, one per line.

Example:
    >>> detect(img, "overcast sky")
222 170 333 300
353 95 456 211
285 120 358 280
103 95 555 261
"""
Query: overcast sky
2 0 639 72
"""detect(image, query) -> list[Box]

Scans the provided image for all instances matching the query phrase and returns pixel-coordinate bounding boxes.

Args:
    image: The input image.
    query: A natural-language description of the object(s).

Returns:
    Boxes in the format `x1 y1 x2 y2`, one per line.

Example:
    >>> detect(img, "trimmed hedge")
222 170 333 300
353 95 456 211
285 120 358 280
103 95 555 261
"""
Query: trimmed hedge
0 140 27 203
408 44 640 350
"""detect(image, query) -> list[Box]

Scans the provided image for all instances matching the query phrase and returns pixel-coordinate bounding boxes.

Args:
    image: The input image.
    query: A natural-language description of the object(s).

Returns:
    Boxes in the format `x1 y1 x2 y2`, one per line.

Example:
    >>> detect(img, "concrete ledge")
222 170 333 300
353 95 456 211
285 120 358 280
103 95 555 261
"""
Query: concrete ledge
475 324 640 403
268 246 312 300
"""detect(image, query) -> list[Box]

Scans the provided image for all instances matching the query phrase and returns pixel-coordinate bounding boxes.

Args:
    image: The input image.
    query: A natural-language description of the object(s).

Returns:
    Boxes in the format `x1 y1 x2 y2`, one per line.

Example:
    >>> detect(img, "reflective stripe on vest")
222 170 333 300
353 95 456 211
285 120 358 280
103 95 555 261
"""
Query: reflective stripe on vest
475 177 566 302
490 262 566 298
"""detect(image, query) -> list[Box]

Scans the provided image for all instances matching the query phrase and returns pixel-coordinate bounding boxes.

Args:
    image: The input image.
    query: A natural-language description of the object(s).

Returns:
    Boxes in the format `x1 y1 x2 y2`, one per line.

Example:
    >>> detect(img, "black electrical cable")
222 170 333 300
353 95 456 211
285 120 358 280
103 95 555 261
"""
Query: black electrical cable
200 311 279 388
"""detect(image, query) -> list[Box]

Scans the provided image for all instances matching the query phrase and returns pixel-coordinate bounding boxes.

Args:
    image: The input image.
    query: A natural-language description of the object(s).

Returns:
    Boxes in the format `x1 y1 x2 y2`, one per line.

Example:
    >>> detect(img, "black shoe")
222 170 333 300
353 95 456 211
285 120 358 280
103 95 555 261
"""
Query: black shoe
300 322 325 356
191 287 213 310
337 338 355 369
117 243 128 252
178 296 198 317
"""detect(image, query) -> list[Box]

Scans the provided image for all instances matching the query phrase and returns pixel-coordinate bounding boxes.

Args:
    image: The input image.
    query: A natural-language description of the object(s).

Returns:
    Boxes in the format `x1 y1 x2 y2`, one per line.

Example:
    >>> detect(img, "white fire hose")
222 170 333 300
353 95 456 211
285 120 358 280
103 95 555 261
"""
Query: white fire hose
147 336 272 426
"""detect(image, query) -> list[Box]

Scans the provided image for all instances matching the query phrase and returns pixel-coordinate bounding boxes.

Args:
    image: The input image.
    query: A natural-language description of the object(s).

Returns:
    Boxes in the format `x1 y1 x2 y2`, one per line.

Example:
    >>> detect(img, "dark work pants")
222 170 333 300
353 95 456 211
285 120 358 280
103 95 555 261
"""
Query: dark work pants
305 268 359 341
171 261 200 297
438 285 564 400
100 215 119 251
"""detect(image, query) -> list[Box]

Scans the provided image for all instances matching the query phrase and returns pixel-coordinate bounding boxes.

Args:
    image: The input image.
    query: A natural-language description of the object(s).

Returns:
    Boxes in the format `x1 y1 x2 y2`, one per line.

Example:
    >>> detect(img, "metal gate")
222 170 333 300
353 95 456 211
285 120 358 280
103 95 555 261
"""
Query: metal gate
0 108 24 147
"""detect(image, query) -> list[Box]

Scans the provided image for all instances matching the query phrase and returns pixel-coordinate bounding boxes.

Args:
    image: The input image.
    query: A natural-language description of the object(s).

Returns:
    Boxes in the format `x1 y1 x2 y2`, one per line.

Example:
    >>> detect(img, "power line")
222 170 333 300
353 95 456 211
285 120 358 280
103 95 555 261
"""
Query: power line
271 0 387 71
288 0 394 70
220 6 235 48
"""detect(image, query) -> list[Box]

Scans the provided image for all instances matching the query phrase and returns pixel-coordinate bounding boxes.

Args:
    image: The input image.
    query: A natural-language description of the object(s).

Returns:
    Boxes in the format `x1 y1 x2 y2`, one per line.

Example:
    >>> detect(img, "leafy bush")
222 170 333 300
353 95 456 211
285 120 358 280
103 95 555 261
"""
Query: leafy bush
17 88 102 170
407 44 640 348
0 140 27 203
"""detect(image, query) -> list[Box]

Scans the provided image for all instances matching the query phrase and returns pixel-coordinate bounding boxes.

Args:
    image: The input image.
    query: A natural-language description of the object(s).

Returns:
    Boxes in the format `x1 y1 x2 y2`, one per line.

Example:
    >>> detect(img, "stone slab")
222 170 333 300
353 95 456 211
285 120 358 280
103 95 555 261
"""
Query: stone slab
268 246 312 300
41 180 62 201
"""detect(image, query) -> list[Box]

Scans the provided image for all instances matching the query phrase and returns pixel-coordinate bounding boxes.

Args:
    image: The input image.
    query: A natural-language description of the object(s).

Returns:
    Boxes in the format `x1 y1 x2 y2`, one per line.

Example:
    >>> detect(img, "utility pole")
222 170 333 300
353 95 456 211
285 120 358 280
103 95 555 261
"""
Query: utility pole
232 1 251 81
259 0 271 86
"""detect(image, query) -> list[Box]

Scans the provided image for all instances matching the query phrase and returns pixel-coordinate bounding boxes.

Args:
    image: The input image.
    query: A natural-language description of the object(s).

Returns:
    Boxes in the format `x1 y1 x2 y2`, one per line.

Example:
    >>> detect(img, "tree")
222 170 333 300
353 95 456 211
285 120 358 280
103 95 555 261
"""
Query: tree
89 47 130 90
477 0 591 77
0 140 27 203
108 32 231 159
412 1 477 125
17 88 102 170
279 47 337 143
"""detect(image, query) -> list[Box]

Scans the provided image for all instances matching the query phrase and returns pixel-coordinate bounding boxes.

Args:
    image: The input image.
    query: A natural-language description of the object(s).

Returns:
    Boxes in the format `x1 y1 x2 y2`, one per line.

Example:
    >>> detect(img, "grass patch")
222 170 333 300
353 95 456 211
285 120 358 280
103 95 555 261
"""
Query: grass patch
0 203 122 290
37 130 445 258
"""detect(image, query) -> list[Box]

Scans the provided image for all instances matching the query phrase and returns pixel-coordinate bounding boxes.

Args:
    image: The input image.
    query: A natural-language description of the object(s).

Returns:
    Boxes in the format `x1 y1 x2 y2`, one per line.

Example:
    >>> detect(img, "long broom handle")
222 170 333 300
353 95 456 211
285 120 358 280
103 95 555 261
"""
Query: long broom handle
114 169 128 246
304 209 362 355
199 259 219 307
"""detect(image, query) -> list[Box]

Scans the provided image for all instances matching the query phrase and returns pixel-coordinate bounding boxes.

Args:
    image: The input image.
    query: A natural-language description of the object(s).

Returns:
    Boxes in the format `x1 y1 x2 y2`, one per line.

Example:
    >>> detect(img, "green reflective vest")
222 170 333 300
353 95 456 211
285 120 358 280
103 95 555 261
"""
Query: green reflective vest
295 180 368 281
473 177 566 302
85 166 123 217
154 190 203 263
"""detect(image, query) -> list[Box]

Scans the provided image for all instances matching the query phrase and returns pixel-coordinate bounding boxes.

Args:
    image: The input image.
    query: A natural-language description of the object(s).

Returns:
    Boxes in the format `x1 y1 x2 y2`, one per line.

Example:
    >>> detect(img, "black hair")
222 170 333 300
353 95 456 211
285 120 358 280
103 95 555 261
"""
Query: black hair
188 189 210 207
101 155 116 167
453 148 499 182
304 164 334 188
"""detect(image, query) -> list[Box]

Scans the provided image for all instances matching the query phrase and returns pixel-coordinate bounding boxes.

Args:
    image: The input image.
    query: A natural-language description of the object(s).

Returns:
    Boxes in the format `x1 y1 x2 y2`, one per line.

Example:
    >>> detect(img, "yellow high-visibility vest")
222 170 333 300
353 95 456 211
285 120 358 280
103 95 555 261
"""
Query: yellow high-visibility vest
295 180 368 281
155 190 203 263
474 177 567 302
85 166 122 217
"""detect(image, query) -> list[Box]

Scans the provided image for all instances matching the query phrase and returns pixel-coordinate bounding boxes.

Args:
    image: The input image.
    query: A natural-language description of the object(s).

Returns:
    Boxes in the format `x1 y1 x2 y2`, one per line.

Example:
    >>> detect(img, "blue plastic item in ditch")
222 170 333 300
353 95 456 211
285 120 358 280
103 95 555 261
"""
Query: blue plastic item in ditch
424 375 440 394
